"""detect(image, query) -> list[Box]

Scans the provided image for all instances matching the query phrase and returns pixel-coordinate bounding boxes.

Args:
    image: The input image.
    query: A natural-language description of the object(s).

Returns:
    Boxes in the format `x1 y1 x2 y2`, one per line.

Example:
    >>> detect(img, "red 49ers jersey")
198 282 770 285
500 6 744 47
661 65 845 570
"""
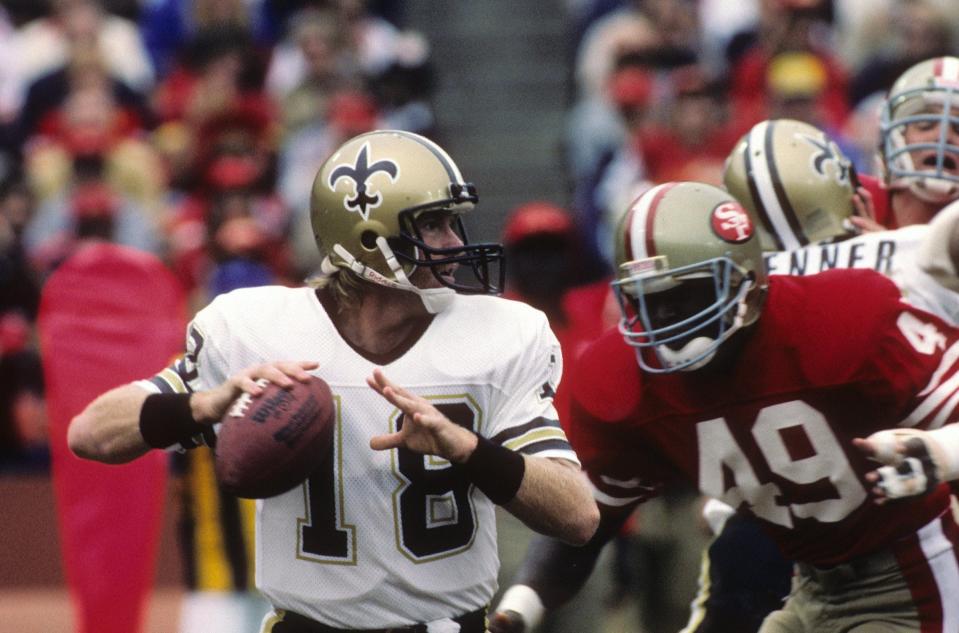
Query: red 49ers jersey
569 268 957 567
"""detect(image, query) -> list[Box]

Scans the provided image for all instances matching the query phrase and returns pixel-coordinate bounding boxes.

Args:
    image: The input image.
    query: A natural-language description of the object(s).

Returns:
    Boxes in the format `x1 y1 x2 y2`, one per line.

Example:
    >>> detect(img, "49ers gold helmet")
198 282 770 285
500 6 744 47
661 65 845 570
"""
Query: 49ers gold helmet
310 130 503 312
723 119 858 252
612 182 767 373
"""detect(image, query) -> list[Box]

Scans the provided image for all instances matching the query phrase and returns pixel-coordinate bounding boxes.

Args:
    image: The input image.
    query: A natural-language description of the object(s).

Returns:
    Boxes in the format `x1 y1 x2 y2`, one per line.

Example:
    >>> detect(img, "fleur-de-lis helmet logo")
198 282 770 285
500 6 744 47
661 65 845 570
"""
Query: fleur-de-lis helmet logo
328 143 400 220
799 133 851 186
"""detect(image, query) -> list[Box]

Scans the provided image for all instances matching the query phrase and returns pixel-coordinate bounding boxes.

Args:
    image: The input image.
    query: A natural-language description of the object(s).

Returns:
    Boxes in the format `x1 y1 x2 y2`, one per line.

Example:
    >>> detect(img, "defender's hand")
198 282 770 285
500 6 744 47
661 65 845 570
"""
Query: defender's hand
854 429 943 503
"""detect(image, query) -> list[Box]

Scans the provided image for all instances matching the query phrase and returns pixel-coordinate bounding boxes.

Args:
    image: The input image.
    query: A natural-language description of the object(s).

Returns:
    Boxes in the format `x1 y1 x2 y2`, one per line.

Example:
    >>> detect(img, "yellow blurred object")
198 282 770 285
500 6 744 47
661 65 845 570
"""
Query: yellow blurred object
767 52 828 98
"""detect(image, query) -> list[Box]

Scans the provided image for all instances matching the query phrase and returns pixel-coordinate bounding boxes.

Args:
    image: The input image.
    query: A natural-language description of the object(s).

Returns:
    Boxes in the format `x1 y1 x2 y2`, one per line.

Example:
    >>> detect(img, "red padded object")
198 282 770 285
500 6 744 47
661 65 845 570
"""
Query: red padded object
38 243 185 633
215 376 335 498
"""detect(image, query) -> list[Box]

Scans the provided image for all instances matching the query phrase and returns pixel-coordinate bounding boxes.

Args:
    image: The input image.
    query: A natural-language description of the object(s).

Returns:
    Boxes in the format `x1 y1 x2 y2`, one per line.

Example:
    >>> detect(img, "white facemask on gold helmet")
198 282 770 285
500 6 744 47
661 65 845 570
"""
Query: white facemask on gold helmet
310 130 504 313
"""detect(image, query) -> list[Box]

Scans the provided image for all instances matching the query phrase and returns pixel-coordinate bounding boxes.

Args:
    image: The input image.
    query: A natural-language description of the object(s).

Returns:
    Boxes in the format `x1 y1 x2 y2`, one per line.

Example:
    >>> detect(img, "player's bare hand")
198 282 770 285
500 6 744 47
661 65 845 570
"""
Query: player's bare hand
192 361 319 423
850 186 884 232
488 610 527 633
367 368 478 462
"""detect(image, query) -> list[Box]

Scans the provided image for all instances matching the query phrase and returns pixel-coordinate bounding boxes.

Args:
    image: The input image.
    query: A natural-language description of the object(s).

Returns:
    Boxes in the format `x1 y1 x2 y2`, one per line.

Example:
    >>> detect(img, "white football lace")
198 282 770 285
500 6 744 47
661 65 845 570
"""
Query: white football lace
227 378 270 417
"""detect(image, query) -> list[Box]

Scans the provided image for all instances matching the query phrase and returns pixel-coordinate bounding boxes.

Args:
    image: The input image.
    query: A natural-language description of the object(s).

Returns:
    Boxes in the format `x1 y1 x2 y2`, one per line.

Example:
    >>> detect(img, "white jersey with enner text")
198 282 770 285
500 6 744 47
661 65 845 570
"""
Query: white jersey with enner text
762 224 928 278
136 286 577 628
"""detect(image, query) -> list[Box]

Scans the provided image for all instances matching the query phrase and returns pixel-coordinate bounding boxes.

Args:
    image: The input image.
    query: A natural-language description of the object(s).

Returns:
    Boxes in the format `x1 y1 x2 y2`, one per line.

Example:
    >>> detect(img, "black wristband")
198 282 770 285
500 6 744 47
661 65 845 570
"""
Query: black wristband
458 435 526 505
139 393 207 449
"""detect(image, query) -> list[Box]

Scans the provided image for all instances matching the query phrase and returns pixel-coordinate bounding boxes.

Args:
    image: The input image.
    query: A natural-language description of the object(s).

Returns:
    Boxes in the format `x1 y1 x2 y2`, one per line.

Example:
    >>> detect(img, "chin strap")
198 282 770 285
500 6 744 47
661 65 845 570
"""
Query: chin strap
909 175 959 204
325 240 455 314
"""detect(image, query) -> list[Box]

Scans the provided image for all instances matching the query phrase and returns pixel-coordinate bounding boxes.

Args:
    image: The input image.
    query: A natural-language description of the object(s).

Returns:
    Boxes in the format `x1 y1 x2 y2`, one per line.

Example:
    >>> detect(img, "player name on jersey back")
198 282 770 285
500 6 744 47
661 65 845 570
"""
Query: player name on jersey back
763 225 927 277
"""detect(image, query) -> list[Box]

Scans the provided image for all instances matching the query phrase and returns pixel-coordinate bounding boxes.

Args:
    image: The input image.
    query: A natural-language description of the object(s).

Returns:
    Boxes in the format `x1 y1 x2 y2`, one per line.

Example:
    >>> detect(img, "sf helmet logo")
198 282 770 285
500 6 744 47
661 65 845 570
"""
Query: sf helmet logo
328 143 399 220
711 202 754 243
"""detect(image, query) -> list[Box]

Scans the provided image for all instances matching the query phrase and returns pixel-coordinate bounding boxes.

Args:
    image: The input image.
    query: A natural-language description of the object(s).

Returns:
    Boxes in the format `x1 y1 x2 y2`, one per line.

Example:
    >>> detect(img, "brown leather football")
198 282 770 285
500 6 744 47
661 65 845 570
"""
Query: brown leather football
215 375 335 498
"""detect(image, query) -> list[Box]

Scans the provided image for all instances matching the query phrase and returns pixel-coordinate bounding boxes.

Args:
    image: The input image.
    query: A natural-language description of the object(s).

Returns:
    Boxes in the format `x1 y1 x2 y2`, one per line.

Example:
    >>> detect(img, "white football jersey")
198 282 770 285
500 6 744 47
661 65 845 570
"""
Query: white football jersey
761 225 957 321
896 264 959 324
892 201 959 325
138 286 578 628
762 224 928 278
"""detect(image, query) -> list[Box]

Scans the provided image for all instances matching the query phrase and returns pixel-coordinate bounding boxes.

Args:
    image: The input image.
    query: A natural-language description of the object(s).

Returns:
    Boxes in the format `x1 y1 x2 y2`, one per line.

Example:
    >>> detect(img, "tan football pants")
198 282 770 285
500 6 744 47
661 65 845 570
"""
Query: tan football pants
759 550 932 633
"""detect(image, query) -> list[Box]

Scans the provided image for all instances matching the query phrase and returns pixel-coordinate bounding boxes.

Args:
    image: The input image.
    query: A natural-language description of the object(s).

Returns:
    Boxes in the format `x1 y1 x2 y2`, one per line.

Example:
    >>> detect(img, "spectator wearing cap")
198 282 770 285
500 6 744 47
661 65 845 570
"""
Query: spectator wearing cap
502 201 612 419
763 50 866 171
726 0 849 132
765 51 840 127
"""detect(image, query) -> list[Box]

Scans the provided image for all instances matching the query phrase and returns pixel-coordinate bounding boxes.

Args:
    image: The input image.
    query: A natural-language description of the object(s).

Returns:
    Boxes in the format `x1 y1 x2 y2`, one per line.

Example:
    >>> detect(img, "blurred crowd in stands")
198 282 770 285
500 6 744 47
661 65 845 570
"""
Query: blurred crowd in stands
565 0 959 272
0 0 435 471
2 0 959 502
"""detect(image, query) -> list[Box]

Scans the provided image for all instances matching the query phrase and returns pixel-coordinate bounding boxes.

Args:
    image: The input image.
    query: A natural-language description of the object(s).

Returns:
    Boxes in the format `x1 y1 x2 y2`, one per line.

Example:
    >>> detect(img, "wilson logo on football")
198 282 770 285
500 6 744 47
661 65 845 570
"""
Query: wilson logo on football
710 202 754 244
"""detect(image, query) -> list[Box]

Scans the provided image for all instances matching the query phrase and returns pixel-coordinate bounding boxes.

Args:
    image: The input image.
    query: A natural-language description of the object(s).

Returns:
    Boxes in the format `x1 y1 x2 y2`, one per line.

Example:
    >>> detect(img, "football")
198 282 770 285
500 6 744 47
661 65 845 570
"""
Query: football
214 375 335 499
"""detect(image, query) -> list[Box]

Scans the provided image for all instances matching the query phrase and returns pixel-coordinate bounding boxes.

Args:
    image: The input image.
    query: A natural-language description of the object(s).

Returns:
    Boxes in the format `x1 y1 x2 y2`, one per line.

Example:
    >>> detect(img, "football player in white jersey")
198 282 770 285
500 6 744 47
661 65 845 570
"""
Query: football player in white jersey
67 130 599 633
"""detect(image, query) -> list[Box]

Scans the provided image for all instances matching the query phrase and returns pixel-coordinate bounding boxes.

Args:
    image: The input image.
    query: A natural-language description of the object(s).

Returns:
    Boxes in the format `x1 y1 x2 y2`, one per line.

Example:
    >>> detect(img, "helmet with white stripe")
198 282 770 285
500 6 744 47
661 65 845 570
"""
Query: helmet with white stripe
612 182 767 373
880 56 959 204
723 119 858 252
311 130 504 313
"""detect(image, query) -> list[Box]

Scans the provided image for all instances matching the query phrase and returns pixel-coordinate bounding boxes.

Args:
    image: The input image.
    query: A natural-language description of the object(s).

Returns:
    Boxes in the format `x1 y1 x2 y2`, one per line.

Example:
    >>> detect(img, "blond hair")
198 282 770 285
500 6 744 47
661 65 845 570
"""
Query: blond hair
307 266 366 312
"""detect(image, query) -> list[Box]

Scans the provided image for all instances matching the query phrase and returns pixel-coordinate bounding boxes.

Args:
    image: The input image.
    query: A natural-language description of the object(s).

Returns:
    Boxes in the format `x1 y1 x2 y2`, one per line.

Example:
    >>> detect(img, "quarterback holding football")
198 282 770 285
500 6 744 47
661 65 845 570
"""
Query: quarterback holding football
68 130 599 633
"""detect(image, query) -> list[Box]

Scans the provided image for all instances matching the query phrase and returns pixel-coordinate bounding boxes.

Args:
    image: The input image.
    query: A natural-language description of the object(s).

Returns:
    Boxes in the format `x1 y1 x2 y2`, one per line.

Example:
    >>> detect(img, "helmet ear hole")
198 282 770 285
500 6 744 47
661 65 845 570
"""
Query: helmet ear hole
360 230 379 250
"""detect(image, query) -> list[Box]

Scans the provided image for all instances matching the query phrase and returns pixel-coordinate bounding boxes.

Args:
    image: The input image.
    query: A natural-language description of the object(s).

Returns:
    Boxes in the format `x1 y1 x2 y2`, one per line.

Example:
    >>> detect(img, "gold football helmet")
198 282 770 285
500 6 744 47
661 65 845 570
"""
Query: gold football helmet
723 118 858 252
612 182 767 373
880 56 959 204
310 130 503 312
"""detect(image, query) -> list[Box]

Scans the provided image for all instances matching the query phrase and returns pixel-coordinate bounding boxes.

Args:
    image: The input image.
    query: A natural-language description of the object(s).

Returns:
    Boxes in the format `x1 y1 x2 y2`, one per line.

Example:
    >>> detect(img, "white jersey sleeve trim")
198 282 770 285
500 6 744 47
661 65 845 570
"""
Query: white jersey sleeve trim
901 341 959 428
592 484 645 507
